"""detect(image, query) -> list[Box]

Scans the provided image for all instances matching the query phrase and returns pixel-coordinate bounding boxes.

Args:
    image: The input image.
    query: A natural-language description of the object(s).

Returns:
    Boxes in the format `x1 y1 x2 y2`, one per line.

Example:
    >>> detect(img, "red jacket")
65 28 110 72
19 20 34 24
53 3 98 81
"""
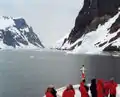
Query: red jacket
80 82 89 97
104 82 110 96
104 82 111 96
62 89 75 97
109 82 117 95
46 92 54 97
82 73 85 79
97 80 104 97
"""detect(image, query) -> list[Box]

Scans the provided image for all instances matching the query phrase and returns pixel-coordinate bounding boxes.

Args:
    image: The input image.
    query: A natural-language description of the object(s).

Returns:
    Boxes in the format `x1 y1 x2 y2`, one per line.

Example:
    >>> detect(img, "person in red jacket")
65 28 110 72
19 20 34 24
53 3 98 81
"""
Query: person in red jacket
45 87 54 97
109 78 117 97
104 81 111 97
79 81 89 97
97 79 104 97
62 84 75 97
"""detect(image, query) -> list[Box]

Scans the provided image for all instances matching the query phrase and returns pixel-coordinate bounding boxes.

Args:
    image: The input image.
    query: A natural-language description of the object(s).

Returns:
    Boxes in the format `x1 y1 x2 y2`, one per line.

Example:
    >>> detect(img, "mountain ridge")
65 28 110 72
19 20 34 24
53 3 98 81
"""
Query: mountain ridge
0 16 44 49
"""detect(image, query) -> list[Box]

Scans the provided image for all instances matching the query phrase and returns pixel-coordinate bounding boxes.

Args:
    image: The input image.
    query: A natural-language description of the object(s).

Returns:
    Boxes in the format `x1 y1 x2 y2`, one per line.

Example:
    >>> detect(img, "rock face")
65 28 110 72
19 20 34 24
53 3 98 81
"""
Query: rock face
0 16 44 49
68 0 120 43
56 0 120 53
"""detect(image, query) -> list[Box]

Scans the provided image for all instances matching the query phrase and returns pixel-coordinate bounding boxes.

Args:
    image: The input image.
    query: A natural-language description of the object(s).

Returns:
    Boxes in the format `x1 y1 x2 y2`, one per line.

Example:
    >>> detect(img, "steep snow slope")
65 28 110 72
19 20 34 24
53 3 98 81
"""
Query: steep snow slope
73 12 120 53
0 16 44 49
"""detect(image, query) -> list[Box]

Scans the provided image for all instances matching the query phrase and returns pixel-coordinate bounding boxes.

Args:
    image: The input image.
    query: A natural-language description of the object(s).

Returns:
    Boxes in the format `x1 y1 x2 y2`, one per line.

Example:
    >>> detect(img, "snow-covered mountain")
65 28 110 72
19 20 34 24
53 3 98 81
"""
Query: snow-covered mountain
0 16 44 49
55 0 120 53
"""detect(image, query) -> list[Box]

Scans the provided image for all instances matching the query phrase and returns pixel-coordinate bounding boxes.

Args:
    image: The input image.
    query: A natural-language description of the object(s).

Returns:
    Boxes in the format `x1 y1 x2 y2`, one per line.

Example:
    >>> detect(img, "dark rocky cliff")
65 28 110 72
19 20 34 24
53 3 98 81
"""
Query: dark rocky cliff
67 0 120 44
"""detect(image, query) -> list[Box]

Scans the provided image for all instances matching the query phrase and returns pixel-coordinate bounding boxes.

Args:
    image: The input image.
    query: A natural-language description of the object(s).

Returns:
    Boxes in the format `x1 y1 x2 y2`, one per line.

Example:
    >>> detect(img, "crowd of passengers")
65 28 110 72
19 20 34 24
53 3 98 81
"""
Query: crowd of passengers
45 78 117 97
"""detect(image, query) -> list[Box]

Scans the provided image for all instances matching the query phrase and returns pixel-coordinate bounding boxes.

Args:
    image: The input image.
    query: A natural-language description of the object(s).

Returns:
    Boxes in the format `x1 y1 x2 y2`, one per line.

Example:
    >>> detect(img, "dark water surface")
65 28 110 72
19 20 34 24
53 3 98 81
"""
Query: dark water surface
0 50 119 97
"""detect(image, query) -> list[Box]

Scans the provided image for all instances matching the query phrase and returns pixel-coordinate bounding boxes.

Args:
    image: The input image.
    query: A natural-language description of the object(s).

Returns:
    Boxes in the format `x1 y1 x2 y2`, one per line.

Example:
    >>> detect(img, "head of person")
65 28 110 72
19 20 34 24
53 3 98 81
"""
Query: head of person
110 77 114 83
82 79 86 83
46 85 54 92
46 87 52 93
69 84 74 90
66 84 71 90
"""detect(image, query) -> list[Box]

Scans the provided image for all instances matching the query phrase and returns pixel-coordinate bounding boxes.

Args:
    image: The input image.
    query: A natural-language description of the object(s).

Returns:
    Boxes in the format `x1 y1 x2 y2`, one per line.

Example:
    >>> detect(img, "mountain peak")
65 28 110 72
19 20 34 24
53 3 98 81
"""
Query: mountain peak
0 16 44 49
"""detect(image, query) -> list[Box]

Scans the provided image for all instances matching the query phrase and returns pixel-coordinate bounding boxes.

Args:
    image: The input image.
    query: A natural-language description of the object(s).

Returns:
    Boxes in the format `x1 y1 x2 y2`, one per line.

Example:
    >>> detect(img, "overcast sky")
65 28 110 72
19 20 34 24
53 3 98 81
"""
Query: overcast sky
0 0 83 47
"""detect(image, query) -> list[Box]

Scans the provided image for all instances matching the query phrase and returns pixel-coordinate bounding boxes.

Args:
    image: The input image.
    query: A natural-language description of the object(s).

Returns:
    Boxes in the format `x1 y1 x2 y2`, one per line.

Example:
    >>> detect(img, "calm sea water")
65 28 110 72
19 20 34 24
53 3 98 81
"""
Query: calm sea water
0 50 120 97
